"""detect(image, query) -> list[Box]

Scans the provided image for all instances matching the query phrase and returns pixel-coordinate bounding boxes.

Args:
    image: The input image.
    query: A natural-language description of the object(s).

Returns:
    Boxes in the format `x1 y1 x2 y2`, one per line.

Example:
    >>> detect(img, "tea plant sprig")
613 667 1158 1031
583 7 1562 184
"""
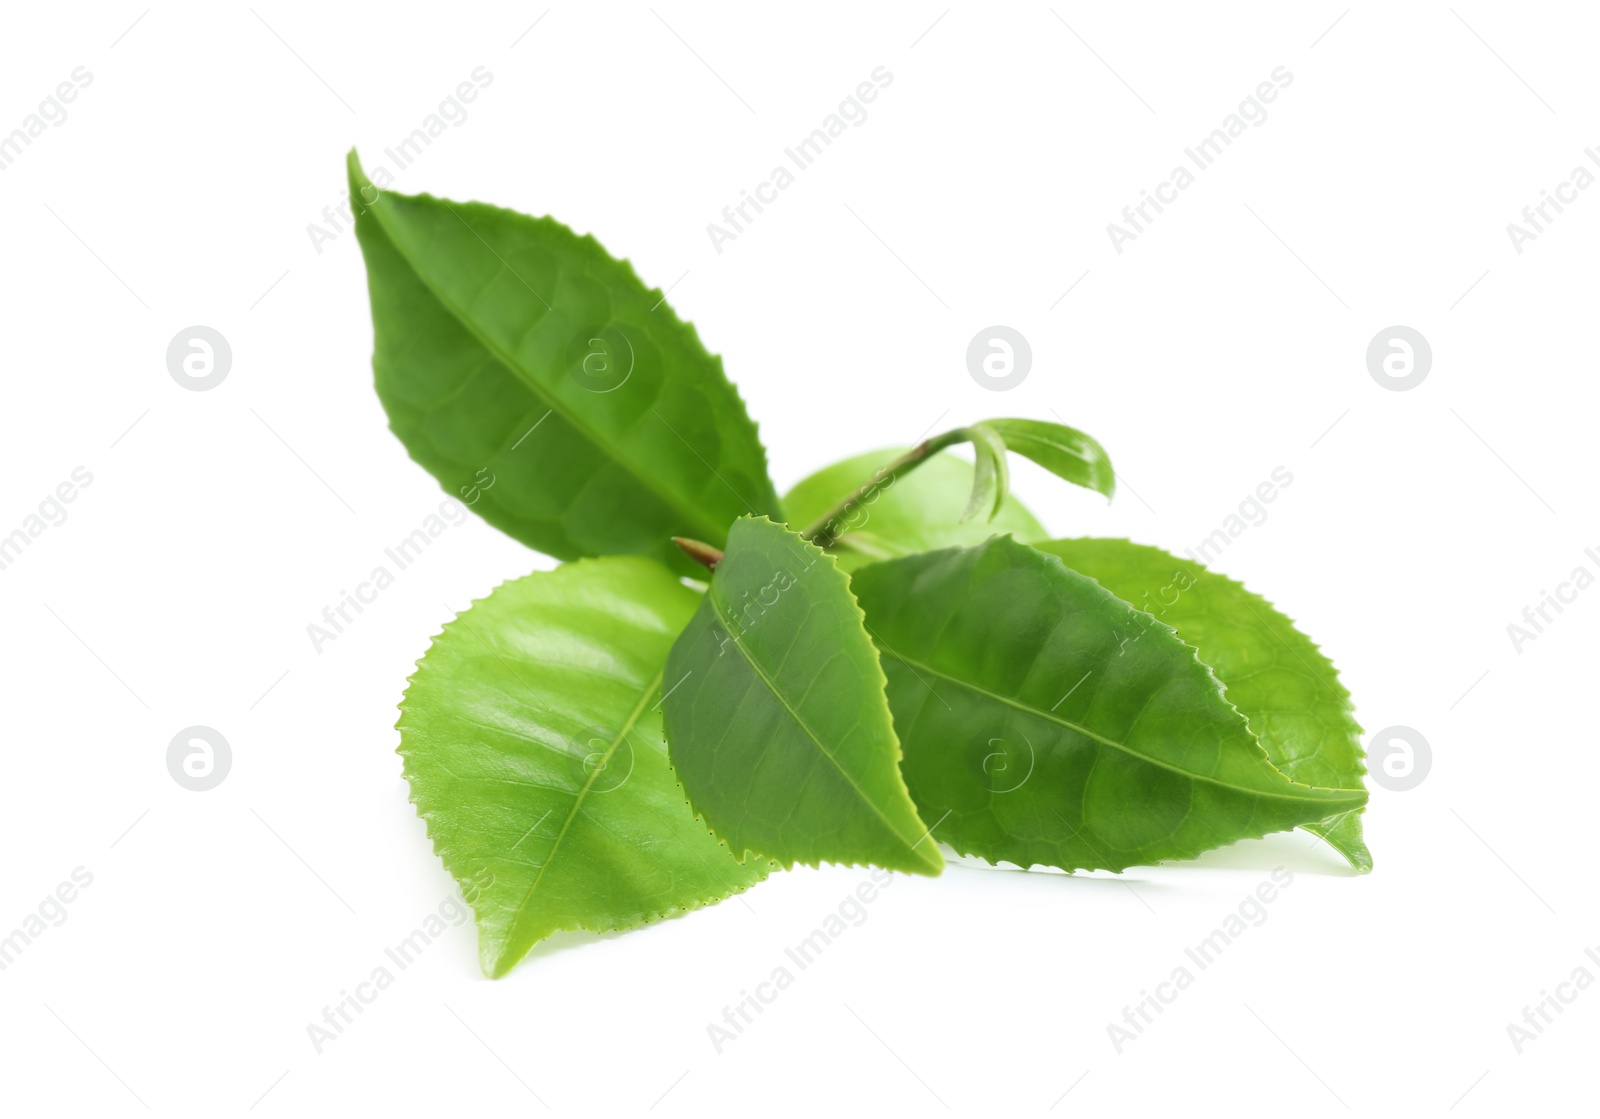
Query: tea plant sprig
348 150 1370 977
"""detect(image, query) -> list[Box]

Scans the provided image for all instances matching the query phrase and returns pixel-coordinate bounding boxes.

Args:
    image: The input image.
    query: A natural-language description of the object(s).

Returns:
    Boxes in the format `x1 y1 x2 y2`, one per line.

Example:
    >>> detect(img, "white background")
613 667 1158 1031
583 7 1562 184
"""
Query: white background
0 2 1593 1115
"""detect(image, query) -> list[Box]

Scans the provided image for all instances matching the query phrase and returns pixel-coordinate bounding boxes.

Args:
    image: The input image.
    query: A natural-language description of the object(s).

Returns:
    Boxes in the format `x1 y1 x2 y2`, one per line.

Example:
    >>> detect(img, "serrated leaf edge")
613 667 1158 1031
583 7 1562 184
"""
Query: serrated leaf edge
1035 536 1370 872
1045 536 1371 870
666 516 945 878
861 535 1364 874
350 149 783 552
394 557 772 976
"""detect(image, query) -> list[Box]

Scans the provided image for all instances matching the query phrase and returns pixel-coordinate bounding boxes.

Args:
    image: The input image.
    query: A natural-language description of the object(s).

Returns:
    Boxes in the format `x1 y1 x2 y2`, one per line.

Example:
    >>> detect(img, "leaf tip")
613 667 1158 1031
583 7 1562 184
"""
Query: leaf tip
346 147 370 190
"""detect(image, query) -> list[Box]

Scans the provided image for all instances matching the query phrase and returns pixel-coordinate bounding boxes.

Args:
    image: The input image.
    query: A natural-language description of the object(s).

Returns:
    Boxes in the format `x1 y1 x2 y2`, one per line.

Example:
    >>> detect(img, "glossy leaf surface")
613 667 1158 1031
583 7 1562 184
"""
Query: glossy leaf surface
849 536 1367 872
663 517 942 875
349 151 780 570
398 557 767 976
1037 537 1370 870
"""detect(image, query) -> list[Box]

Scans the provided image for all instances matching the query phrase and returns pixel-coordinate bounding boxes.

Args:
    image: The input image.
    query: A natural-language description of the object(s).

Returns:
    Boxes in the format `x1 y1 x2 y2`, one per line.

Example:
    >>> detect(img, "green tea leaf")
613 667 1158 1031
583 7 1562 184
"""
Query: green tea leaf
783 448 1047 571
979 418 1115 499
398 557 767 977
662 516 942 876
960 423 1009 523
348 151 781 570
1036 538 1370 871
849 536 1366 872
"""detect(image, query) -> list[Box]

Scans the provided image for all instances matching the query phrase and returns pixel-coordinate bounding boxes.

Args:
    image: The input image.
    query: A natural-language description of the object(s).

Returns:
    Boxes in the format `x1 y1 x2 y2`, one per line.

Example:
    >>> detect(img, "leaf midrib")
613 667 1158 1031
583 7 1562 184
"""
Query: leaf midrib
880 648 1366 805
705 587 934 867
503 668 662 940
363 195 730 542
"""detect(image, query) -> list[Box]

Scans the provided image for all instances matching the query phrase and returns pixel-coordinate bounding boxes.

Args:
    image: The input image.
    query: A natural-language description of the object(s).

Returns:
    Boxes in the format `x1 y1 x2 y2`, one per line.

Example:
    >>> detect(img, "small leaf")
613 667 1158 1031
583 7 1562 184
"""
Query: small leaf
980 418 1115 499
348 151 781 571
960 423 1010 523
849 536 1366 872
783 448 1046 570
1036 538 1371 871
662 516 943 876
398 557 767 977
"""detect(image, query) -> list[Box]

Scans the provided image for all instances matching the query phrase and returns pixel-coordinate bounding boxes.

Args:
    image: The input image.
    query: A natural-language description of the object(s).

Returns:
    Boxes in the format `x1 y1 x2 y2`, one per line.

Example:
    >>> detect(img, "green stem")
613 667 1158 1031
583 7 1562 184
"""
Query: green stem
800 428 974 549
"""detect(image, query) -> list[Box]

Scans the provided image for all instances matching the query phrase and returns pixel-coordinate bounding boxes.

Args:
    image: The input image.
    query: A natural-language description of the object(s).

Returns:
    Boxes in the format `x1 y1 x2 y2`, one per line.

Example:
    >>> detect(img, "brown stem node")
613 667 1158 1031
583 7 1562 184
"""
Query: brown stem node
672 537 724 572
